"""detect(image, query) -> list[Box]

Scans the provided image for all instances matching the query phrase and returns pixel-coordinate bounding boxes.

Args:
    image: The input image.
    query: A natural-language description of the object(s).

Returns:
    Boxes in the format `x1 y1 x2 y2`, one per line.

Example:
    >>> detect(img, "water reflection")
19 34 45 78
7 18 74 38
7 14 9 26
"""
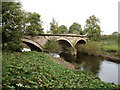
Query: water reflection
76 53 102 75
60 53 76 62
60 52 120 85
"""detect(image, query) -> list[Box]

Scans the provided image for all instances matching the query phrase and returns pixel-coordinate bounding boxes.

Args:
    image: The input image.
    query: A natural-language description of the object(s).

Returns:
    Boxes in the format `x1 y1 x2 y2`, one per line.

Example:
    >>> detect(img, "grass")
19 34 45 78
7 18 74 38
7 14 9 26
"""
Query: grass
97 35 119 56
2 51 119 89
101 44 118 52
100 39 119 56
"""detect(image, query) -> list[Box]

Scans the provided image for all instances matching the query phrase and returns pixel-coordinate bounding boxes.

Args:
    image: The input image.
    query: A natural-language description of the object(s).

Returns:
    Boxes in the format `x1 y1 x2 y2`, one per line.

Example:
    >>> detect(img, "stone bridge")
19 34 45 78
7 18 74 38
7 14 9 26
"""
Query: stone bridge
21 34 88 53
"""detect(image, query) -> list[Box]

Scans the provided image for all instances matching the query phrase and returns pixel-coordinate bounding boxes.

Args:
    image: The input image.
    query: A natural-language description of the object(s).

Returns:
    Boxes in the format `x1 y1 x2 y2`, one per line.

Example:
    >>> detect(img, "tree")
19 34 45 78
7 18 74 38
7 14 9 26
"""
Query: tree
25 12 44 35
84 15 101 41
2 2 24 51
69 22 83 35
59 25 68 34
44 39 62 53
50 18 60 34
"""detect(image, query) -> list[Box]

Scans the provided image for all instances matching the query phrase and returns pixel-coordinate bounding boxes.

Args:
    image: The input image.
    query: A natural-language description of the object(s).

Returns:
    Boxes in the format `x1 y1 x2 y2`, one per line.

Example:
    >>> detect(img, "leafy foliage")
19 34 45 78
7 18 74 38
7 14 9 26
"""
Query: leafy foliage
49 18 60 34
2 2 24 51
59 25 68 34
2 51 119 89
49 19 68 34
24 12 44 35
69 22 83 35
2 2 44 51
44 39 62 53
84 15 101 41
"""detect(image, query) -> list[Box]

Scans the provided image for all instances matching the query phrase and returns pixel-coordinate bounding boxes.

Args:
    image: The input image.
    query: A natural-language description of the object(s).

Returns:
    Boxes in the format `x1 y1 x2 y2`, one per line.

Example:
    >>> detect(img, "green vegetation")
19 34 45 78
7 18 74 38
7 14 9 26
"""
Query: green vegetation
76 41 101 56
101 44 118 52
2 1 44 52
2 51 119 89
69 22 83 35
44 39 74 54
2 1 119 89
49 18 60 34
84 15 101 41
76 35 119 58
24 12 44 35
49 18 68 34
59 25 68 34
49 15 101 36
100 35 119 56
2 2 24 51
44 39 62 53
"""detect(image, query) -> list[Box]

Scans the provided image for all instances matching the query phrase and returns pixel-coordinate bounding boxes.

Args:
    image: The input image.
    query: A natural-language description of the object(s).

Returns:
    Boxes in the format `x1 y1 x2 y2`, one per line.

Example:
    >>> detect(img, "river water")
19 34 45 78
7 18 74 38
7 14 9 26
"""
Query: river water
22 48 120 85
60 53 120 85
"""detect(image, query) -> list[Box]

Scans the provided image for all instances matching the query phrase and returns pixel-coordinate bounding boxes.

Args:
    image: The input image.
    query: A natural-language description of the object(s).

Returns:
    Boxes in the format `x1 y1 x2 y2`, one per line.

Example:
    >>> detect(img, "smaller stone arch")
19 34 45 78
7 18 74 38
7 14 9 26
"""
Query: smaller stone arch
75 39 86 49
22 38 43 51
75 39 87 45
57 38 73 47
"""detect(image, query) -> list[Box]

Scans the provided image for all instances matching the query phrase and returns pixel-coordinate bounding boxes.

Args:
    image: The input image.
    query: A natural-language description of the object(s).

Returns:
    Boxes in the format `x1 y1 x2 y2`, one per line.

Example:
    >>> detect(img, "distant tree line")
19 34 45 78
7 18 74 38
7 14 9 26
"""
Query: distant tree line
48 15 102 41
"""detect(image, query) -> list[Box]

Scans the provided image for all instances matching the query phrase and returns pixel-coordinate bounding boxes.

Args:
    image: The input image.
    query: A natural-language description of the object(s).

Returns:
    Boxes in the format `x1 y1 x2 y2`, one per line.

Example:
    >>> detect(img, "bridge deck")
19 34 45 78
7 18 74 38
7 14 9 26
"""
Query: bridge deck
28 34 87 37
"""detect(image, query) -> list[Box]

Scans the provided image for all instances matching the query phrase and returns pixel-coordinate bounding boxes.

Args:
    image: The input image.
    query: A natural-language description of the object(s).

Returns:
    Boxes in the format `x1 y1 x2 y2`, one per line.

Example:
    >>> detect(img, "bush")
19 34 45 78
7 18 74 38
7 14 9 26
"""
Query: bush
44 39 62 53
77 41 101 56
2 41 22 52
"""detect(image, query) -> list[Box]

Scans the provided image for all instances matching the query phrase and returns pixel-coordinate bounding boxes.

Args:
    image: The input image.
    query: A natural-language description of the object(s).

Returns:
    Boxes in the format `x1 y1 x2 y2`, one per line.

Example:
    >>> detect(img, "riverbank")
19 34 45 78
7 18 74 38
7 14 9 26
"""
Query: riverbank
76 36 119 62
50 56 75 70
77 52 120 63
2 51 119 89
99 35 120 62
99 54 120 62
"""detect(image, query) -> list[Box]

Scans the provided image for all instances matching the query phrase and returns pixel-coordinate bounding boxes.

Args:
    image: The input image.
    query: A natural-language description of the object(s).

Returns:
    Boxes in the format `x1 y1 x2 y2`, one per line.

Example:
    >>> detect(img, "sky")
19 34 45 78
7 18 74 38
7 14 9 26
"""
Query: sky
20 0 119 35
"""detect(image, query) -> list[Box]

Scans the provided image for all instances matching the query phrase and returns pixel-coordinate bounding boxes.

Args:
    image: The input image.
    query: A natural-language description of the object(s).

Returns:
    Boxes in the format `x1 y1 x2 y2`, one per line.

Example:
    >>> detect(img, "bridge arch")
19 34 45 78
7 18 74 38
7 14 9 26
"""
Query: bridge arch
75 39 86 48
21 39 43 52
57 38 73 47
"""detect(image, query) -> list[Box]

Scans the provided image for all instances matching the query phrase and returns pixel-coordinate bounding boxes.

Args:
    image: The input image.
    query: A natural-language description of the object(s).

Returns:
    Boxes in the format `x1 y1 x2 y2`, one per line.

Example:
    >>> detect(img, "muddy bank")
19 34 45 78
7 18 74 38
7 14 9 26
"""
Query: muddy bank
77 51 120 62
99 54 120 62
47 53 75 70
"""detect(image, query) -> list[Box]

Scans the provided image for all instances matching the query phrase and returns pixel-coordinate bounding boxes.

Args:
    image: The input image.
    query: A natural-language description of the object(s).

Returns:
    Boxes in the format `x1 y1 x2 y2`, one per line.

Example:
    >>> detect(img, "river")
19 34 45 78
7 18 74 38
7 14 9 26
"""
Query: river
59 53 120 85
22 48 120 85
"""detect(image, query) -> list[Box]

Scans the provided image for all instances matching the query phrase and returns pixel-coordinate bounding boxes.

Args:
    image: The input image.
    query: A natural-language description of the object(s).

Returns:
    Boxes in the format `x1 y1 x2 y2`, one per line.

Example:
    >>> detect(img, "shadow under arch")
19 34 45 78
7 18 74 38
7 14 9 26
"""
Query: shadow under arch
57 38 73 48
57 38 73 53
75 39 86 49
22 39 43 52
75 39 86 45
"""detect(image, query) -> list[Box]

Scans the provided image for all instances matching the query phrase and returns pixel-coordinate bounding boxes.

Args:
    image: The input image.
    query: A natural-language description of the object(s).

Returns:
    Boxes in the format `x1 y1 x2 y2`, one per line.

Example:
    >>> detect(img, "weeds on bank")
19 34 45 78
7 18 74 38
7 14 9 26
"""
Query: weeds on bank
76 41 101 56
2 51 119 89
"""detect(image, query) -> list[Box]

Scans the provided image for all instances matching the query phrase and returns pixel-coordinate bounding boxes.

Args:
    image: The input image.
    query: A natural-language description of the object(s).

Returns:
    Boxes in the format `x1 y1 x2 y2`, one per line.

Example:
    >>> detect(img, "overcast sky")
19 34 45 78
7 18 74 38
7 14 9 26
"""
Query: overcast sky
20 0 119 34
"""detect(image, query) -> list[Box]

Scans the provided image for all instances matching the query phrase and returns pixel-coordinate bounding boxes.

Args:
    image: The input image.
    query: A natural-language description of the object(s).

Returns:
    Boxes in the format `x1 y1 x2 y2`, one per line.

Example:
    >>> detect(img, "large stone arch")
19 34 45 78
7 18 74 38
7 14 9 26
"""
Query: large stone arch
57 38 73 48
21 39 43 52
